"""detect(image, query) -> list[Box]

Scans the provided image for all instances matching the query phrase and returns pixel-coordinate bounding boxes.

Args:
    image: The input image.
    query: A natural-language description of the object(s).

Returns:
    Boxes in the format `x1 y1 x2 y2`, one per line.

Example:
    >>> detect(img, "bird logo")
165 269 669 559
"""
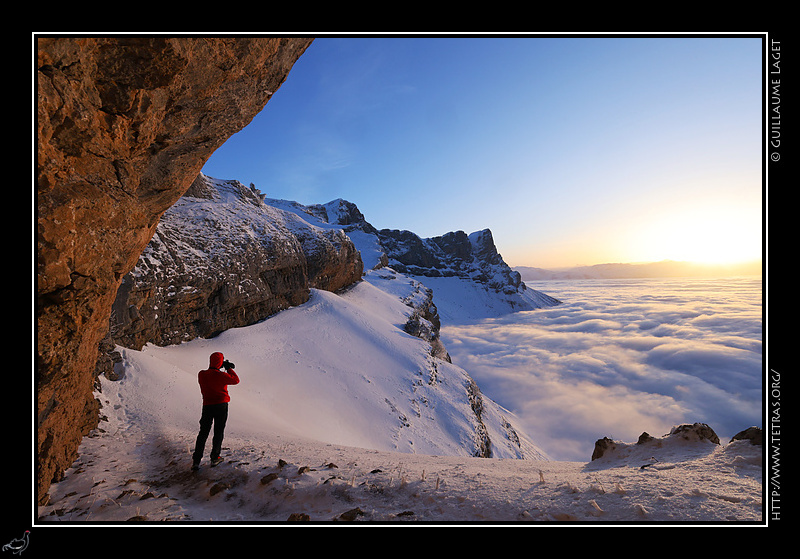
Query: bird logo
2 531 29 555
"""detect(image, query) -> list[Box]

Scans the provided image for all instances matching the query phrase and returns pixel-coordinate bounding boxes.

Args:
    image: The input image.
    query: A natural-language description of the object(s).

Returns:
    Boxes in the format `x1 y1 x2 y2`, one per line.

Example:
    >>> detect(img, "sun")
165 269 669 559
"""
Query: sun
629 205 762 266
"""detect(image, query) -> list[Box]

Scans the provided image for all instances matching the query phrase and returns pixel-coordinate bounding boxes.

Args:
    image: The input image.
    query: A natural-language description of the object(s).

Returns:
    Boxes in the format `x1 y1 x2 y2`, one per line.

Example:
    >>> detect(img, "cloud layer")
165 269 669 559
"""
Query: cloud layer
440 277 763 461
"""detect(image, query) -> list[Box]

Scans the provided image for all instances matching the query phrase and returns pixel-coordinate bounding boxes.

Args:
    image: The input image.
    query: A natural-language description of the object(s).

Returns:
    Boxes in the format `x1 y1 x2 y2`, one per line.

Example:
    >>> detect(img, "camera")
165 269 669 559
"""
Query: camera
222 360 235 370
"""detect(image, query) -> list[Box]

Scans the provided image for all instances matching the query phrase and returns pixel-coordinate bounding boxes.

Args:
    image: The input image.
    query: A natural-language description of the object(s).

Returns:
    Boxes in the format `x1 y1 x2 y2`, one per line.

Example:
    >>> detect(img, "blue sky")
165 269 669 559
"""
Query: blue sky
202 35 763 268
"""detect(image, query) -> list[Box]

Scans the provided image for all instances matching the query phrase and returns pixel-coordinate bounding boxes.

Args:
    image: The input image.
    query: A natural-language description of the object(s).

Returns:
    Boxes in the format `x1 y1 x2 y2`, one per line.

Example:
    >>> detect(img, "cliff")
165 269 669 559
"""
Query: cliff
378 228 546 305
384 228 562 321
36 37 313 504
108 174 362 351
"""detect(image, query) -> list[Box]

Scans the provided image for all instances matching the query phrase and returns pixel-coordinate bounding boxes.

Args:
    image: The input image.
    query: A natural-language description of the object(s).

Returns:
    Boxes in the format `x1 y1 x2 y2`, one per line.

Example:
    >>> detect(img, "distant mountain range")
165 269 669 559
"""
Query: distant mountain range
516 259 763 281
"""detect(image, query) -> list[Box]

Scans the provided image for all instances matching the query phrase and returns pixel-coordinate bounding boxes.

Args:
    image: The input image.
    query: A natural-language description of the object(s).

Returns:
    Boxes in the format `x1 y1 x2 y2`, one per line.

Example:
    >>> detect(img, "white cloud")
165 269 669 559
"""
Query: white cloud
440 277 762 461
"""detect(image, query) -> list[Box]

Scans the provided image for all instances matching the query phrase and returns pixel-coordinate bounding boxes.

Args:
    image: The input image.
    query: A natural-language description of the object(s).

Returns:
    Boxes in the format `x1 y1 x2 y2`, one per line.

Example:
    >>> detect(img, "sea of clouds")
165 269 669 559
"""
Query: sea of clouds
439 276 763 462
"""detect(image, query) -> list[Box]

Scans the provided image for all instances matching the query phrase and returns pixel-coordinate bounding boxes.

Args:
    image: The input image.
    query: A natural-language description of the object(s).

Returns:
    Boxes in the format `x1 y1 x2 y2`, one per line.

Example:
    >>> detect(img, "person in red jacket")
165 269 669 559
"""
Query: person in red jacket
191 352 240 470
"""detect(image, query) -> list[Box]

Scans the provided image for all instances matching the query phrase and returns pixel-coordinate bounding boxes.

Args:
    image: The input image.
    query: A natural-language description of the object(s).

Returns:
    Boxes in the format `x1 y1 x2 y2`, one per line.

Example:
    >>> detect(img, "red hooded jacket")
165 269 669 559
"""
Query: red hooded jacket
198 352 240 406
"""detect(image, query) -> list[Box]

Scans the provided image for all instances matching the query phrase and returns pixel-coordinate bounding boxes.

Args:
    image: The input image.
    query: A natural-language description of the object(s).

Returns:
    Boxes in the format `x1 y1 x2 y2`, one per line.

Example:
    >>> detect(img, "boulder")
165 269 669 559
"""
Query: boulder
591 436 617 461
669 423 720 445
730 426 763 445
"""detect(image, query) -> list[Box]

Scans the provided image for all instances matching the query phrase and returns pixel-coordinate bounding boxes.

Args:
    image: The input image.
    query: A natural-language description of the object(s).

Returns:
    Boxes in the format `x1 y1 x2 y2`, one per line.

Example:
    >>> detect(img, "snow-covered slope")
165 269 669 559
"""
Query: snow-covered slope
110 268 547 461
37 275 763 523
101 175 554 468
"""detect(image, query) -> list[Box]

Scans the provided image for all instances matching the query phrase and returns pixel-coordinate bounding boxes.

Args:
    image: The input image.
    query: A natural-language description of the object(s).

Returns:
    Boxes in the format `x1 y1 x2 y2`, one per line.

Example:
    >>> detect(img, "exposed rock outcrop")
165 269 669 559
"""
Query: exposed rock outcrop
731 426 763 446
36 37 313 503
669 422 720 445
378 228 522 290
591 436 617 461
376 227 561 318
400 279 450 362
108 174 363 350
591 423 735 462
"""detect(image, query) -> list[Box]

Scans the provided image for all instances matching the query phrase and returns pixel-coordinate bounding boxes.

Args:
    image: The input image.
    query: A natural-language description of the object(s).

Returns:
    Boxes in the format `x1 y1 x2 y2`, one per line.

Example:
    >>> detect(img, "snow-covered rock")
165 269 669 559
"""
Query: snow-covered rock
591 423 721 464
108 174 363 351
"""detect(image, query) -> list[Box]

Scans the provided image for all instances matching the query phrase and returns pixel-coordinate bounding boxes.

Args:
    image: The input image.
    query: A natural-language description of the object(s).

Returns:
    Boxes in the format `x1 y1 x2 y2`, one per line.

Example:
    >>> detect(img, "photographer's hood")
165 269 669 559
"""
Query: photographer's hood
209 352 224 370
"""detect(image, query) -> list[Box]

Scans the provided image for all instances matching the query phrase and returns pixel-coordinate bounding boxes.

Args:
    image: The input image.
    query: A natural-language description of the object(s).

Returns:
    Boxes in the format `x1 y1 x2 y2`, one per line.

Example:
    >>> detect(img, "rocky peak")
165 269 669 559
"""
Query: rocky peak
317 199 374 230
468 229 503 265
290 198 560 313
377 226 524 295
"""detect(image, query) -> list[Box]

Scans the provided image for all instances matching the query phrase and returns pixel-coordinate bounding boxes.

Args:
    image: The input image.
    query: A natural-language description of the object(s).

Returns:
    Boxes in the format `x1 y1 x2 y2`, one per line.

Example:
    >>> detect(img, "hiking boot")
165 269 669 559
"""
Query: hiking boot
210 457 224 467
191 461 200 471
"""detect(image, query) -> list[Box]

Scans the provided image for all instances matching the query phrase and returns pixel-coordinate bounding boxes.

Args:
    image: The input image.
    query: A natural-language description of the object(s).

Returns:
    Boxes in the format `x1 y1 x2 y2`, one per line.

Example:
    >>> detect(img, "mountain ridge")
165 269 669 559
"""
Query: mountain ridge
267 194 561 320
517 259 763 280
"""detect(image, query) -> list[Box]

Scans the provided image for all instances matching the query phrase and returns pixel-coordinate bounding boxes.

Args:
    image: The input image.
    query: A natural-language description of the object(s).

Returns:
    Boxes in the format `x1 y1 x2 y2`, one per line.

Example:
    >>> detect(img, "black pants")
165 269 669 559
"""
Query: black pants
192 402 228 463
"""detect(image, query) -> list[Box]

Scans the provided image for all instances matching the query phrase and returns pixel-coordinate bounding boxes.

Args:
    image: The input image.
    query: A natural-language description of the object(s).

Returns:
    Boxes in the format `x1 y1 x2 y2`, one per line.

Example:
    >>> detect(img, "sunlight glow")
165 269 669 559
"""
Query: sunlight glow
630 206 762 265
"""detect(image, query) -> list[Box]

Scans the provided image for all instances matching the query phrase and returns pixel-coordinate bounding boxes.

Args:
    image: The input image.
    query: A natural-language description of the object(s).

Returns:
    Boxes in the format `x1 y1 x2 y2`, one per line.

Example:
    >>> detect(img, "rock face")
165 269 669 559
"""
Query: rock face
378 228 559 310
36 37 313 503
297 199 561 313
109 174 363 350
668 422 720 445
378 228 518 288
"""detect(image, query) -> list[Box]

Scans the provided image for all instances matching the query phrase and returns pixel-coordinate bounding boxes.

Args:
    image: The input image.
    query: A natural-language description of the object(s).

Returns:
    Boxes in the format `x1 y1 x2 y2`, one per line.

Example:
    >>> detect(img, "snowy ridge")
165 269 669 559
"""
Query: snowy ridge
139 176 330 277
139 175 361 288
110 270 548 461
262 195 386 267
